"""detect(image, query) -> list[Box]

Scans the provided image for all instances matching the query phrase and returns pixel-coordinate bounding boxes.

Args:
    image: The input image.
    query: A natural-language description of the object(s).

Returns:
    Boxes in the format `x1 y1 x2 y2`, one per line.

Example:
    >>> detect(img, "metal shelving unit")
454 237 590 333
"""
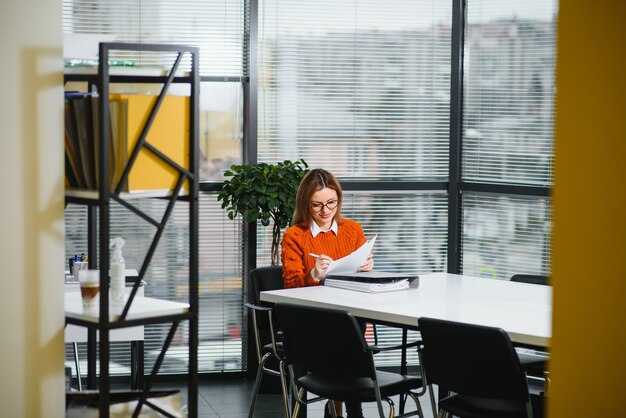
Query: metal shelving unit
64 42 199 417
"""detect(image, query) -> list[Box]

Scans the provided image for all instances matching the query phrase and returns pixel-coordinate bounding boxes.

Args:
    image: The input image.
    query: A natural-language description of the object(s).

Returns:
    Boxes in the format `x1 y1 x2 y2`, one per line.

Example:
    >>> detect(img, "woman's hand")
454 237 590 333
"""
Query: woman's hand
359 253 374 272
314 254 333 279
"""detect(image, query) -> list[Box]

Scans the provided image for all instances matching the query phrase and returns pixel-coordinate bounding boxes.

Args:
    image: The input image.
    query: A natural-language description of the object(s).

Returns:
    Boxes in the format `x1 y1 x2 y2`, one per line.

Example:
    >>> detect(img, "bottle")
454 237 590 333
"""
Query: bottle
109 237 126 304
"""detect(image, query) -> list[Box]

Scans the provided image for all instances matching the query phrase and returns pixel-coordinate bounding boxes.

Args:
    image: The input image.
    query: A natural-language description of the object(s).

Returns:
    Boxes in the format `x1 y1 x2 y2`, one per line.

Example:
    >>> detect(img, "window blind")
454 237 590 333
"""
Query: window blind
257 191 448 367
460 193 551 280
257 0 453 369
63 0 247 375
258 0 452 180
64 195 244 375
459 0 556 280
63 0 247 77
258 191 449 272
462 0 557 186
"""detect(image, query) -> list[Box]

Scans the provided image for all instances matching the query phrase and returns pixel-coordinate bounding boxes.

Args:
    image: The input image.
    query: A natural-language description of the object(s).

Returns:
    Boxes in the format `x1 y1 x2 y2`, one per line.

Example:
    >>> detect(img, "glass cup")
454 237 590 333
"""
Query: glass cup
72 261 88 282
78 269 100 310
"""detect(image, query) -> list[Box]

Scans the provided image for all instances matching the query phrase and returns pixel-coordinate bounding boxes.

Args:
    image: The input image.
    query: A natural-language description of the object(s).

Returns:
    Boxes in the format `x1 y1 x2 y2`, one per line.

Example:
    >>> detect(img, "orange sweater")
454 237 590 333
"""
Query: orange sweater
281 218 367 288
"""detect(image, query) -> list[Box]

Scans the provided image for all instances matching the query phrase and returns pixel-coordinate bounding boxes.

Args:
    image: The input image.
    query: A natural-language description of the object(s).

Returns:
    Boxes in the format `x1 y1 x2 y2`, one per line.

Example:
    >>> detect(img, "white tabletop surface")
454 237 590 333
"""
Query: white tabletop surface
65 291 189 324
260 273 552 348
65 283 147 342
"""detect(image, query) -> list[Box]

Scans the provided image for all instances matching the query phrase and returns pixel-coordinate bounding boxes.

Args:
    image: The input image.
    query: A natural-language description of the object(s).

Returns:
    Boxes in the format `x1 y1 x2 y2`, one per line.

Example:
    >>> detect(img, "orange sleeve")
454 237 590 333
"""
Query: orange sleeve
281 226 320 288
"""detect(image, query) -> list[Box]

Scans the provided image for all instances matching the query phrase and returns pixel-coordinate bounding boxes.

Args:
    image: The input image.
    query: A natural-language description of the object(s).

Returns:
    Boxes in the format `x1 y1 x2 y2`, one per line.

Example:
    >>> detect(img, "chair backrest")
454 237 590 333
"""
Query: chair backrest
274 303 375 379
510 274 548 286
249 266 284 305
418 317 530 402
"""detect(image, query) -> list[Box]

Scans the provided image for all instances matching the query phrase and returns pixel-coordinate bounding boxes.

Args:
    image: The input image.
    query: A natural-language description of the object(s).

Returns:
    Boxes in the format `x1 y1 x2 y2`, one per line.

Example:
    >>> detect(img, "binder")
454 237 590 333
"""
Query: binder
118 94 190 193
325 271 418 284
324 278 412 293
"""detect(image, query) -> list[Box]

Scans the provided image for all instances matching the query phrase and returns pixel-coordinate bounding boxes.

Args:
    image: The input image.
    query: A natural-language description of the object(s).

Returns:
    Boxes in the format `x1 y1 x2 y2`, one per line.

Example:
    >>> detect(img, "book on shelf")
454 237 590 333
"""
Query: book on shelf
64 93 189 194
64 100 83 188
108 98 121 189
65 92 97 189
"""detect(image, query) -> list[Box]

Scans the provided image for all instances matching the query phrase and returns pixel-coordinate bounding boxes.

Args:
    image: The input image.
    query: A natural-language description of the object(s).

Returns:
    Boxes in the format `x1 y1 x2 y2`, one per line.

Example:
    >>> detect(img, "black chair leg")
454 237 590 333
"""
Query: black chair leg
279 360 291 417
292 388 307 418
406 392 424 418
249 352 291 418
248 352 271 418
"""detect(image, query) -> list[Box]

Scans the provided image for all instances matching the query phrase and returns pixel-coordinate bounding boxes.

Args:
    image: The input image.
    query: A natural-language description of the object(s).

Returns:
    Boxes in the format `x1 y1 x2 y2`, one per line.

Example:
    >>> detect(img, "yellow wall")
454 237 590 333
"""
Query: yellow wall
0 0 65 416
550 0 626 416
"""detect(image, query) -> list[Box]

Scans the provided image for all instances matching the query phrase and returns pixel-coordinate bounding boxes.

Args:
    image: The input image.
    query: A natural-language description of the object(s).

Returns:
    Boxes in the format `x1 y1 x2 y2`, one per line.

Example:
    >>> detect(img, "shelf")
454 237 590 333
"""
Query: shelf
65 292 189 325
65 188 189 202
64 65 192 84
63 41 199 417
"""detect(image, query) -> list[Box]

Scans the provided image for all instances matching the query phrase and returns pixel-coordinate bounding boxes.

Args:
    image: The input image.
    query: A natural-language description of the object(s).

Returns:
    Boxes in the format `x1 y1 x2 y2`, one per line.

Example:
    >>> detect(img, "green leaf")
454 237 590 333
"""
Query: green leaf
218 160 309 247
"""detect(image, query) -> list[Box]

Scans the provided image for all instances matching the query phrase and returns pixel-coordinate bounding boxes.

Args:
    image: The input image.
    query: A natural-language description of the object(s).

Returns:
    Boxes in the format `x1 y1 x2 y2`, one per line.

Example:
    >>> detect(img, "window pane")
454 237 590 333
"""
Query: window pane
258 0 452 180
462 0 558 185
461 193 551 280
199 82 243 181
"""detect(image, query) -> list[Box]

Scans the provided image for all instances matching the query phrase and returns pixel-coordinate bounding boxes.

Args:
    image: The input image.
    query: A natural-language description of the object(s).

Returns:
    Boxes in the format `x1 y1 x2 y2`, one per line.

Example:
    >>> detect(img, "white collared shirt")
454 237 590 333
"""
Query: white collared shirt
310 219 338 238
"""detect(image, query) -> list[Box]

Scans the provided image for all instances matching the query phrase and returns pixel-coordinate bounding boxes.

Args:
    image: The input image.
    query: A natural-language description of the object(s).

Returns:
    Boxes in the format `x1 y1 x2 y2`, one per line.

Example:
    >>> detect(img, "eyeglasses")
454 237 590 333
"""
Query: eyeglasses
311 199 338 212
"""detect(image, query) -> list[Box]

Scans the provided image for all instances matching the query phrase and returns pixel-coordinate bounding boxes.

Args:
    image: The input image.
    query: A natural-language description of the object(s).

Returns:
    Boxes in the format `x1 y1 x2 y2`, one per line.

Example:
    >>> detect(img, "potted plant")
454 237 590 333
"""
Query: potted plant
217 159 309 266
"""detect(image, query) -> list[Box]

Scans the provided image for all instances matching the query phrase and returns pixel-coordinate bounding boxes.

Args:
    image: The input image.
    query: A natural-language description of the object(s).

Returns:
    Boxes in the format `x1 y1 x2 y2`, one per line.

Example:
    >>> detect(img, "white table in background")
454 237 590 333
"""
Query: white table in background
65 283 189 390
64 283 145 343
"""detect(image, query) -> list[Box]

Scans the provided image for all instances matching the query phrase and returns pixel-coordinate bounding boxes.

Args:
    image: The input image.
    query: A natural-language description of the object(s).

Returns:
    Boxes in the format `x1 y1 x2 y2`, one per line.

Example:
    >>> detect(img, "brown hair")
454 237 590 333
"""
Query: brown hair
292 168 343 226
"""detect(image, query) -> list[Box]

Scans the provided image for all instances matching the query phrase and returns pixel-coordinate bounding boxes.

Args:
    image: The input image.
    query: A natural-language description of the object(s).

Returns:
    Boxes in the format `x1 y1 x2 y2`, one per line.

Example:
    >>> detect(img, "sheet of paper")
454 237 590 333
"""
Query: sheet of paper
325 235 377 276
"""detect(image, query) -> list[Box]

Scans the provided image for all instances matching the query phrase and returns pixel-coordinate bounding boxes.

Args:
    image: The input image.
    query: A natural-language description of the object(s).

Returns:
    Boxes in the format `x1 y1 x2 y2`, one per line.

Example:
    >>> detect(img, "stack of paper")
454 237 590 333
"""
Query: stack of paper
324 278 410 293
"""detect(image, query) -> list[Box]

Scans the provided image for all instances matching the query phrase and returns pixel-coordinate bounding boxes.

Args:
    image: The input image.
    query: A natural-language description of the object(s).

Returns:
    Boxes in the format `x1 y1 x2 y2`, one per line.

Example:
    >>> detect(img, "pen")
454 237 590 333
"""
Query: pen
309 253 321 258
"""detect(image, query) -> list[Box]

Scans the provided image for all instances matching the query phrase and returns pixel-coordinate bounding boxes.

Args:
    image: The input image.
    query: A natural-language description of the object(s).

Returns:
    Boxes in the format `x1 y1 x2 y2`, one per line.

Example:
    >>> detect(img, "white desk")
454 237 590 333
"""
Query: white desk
65 288 190 390
261 273 552 348
64 284 147 342
65 291 189 323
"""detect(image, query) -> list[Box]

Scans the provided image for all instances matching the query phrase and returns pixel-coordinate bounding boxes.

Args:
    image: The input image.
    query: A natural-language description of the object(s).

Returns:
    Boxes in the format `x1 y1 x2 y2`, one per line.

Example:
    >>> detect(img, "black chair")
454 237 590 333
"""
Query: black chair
246 266 290 418
510 274 548 286
510 274 550 392
275 302 426 418
418 317 534 418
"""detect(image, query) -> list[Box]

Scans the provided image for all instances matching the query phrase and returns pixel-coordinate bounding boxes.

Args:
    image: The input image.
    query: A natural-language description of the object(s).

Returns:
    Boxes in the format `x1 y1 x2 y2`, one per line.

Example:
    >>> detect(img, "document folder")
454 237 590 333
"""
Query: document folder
325 271 418 284
324 278 412 293
324 271 419 293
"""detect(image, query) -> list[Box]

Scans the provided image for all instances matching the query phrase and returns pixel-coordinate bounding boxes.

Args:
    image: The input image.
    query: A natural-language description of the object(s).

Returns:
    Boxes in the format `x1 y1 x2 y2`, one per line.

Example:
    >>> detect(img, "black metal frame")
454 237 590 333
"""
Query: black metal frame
191 0 554 389
64 42 199 417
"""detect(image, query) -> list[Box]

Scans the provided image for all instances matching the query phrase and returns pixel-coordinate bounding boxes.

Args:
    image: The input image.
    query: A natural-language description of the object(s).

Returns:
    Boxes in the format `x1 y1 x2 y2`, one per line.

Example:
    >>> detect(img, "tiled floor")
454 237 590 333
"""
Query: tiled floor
154 377 436 418
155 376 546 418
71 375 544 417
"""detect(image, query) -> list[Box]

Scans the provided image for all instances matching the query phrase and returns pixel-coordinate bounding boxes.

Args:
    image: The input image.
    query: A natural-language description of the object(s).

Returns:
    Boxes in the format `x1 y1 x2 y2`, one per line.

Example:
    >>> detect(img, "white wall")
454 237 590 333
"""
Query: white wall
0 0 65 416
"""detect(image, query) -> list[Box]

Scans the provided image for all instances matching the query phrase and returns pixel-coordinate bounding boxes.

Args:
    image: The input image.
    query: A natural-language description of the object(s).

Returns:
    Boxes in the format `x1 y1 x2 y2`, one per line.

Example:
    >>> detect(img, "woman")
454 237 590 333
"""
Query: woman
281 168 373 418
